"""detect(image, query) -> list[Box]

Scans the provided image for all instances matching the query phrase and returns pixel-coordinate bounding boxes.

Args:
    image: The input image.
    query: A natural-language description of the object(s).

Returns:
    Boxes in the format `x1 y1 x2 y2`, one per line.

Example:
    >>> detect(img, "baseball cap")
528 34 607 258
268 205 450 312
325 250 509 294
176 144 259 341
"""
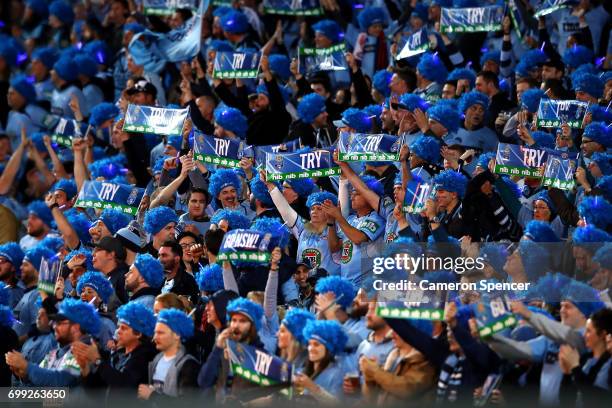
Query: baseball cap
94 236 127 262
126 79 157 98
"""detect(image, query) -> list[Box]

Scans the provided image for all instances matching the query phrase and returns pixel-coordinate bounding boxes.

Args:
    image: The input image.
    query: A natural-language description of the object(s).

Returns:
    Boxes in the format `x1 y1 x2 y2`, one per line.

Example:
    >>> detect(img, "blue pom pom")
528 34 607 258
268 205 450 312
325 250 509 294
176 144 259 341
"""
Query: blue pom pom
226 298 264 331
157 308 195 339
302 320 348 356
117 301 156 337
315 276 356 310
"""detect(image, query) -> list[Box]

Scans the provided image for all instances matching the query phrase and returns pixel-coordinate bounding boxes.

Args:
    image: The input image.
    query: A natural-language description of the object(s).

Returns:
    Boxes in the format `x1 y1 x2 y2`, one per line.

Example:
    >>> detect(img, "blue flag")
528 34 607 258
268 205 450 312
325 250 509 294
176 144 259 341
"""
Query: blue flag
536 99 589 129
265 149 340 181
193 133 243 168
143 0 198 16
397 29 430 60
218 229 278 263
542 155 578 190
338 133 403 161
440 6 505 33
75 181 143 216
37 255 61 294
299 43 348 74
213 51 261 79
227 340 292 386
508 0 527 39
402 181 435 214
494 143 549 178
123 104 189 136
52 118 89 148
471 293 516 337
243 139 301 166
534 0 573 18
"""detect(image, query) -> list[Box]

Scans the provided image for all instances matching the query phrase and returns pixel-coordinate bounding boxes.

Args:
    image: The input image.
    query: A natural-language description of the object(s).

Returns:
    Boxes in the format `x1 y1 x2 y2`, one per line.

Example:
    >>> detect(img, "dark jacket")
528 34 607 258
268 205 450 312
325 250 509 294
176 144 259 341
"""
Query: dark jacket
148 347 200 404
0 325 18 386
167 267 200 305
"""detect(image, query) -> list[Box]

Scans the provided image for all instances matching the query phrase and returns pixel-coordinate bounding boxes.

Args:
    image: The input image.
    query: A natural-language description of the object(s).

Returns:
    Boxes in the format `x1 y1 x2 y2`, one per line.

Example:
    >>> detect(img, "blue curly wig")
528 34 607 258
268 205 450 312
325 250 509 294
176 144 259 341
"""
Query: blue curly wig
211 209 251 230
268 54 291 81
518 240 551 281
591 152 612 176
588 105 612 125
117 301 156 337
427 104 460 133
417 53 448 83
562 45 593 69
27 200 54 228
409 135 441 163
593 243 612 270
372 70 393 97
583 122 611 148
526 272 571 306
337 108 372 133
479 243 509 274
284 178 316 199
0 242 23 268
578 196 612 230
523 220 561 242
315 276 356 310
157 308 195 339
479 50 500 67
572 225 611 253
595 175 612 201
64 248 93 270
58 298 101 335
214 106 248 139
562 280 605 318
432 169 468 198
220 9 249 34
281 308 316 345
521 89 545 114
312 20 344 43
531 131 556 149
98 208 132 235
475 152 496 169
209 168 243 201
52 179 77 200
297 93 327 124
40 236 64 253
250 217 291 249
447 67 477 87
459 90 489 113
133 253 164 288
195 263 224 293
358 6 388 30
143 206 178 235
306 191 338 208
359 175 385 197
572 72 604 99
24 244 55 271
76 271 114 304
65 211 93 245
302 320 348 356
226 297 264 331
250 178 274 207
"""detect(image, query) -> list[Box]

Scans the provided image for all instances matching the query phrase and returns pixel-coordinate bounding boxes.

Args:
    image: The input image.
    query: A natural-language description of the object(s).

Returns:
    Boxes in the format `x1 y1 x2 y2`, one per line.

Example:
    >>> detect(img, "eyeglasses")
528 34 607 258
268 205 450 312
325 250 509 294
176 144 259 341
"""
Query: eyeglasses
179 242 195 249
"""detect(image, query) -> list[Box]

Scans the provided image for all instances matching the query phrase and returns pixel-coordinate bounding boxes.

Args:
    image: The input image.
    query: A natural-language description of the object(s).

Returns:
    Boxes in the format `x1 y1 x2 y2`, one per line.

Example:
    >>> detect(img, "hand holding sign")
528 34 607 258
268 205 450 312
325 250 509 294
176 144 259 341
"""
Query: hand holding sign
444 301 458 328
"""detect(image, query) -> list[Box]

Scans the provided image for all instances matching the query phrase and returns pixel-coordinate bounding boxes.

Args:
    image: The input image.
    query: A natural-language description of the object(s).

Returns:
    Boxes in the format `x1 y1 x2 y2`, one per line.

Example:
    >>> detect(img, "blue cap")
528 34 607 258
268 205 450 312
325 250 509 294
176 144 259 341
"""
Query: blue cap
302 320 348 356
76 271 114 304
297 93 327 124
220 9 249 34
56 298 100 334
226 298 264 331
117 301 156 337
133 253 164 288
143 206 178 235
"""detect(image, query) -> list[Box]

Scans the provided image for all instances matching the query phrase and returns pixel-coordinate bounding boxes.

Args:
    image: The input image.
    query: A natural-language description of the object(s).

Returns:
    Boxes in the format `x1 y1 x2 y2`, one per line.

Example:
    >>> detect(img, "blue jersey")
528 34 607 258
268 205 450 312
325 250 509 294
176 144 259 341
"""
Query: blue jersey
292 217 340 275
13 288 40 337
34 78 55 103
82 83 105 115
445 127 499 153
51 85 88 119
339 211 385 286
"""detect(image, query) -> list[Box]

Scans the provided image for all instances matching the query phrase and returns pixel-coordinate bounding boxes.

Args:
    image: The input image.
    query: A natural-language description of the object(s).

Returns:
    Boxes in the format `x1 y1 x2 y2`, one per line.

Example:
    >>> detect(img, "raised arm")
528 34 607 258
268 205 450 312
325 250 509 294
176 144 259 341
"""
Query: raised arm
263 248 281 319
0 128 28 195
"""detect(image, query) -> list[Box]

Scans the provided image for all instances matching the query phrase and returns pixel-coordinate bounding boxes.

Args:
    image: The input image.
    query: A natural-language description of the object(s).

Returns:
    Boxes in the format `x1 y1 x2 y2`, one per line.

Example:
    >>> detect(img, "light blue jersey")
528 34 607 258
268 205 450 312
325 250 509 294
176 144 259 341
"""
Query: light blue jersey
339 211 385 286
292 217 340 275
445 127 499 153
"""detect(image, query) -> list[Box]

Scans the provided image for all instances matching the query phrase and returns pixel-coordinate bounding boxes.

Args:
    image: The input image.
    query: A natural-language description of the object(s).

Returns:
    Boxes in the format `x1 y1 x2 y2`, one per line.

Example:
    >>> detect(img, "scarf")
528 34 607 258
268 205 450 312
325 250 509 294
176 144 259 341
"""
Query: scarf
436 354 465 403
375 31 389 71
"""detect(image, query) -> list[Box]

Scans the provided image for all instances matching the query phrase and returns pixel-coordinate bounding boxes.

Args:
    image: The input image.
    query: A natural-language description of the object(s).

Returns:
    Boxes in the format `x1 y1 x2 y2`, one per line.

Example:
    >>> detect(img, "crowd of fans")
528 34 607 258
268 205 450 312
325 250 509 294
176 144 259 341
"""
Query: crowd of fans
0 0 611 406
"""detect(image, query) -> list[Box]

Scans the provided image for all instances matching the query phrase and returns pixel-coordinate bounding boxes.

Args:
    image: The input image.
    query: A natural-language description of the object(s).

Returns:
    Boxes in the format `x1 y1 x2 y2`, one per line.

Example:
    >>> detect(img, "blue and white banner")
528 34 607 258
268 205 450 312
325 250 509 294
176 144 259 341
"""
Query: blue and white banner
218 229 276 263
298 43 348 74
534 0 573 18
123 104 189 136
402 181 435 214
265 149 340 181
213 51 261 79
471 293 516 337
508 0 527 39
129 0 206 66
75 181 143 216
193 134 243 168
536 99 589 129
397 29 429 60
37 255 61 294
52 118 89 148
143 0 198 16
440 6 505 33
227 340 292 386
263 0 323 16
494 143 549 178
243 139 301 166
338 133 403 161
542 155 578 190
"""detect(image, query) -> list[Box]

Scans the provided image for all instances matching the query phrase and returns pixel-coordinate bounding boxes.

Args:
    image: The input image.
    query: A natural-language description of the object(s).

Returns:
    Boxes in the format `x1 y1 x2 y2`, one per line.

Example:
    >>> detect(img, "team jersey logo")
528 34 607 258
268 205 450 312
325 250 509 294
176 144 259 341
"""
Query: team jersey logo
360 220 380 234
341 241 353 264
385 232 397 243
302 248 321 268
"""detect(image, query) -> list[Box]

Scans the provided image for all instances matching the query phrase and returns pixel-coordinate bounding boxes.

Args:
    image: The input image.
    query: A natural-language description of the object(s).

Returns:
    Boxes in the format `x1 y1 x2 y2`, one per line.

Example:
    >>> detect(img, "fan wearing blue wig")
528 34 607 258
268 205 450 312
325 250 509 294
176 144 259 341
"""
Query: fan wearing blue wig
208 168 253 219
444 91 499 153
260 172 340 276
353 6 389 79
415 53 448 103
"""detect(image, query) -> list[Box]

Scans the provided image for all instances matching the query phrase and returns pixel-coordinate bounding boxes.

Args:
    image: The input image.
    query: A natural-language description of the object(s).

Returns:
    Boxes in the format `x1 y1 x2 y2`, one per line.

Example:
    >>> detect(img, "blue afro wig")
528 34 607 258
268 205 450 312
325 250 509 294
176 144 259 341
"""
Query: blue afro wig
432 169 468 198
417 53 448 83
0 242 24 267
588 105 612 125
297 93 327 124
220 9 250 34
521 89 545 114
27 200 54 228
133 253 164 288
281 308 316 345
268 54 291 81
58 298 101 335
358 6 388 30
211 209 251 231
593 243 612 270
157 308 195 339
533 190 556 214
501 176 522 198
398 93 429 112
572 225 611 253
52 56 78 82
315 276 357 310
562 45 594 69
458 90 489 113
526 272 571 306
531 131 556 149
595 175 612 201
214 106 248 139
578 196 612 230
336 108 372 133
227 298 264 331
360 175 385 197
49 1 74 24
372 70 393 97
583 122 611 148
518 240 551 281
40 236 64 253
52 179 77 200
117 301 156 337
250 217 291 249
89 103 119 127
66 212 93 245
572 72 604 99
10 75 37 104
476 152 496 169
479 243 509 274
285 178 316 198
195 263 224 293
302 320 348 356
480 50 501 67
98 208 132 235
447 67 477 87
74 53 98 78
64 248 93 270
32 46 58 69
209 168 243 201
409 135 441 163
76 271 114 304
312 20 344 44
24 244 55 270
562 280 605 318
523 220 560 242
250 178 274 207
306 191 338 208
143 206 178 235
427 104 460 133
591 152 612 175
